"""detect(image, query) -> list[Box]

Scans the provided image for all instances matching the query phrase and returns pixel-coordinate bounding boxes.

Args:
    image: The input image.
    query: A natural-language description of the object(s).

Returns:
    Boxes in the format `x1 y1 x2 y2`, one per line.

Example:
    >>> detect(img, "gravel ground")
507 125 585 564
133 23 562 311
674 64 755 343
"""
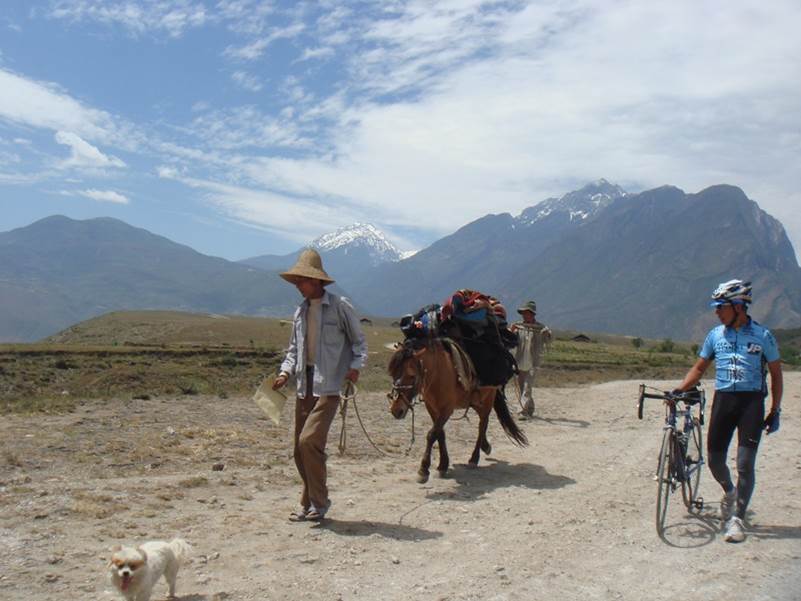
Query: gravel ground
1 374 799 601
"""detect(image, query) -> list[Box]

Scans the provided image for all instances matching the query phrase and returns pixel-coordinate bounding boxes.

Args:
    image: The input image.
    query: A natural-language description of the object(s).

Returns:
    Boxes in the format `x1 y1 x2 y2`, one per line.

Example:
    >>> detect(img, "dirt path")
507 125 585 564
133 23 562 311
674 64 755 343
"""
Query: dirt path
1 375 799 601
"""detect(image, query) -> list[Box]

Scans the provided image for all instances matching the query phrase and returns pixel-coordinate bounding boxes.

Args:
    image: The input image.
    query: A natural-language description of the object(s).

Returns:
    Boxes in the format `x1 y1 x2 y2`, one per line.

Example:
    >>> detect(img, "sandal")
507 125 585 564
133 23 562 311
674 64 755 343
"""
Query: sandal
305 509 325 521
288 508 309 522
306 501 331 521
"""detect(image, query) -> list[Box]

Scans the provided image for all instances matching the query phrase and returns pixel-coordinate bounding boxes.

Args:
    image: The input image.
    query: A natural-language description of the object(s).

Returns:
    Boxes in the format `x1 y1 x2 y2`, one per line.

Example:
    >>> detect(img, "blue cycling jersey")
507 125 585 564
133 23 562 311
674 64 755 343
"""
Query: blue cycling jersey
699 319 780 393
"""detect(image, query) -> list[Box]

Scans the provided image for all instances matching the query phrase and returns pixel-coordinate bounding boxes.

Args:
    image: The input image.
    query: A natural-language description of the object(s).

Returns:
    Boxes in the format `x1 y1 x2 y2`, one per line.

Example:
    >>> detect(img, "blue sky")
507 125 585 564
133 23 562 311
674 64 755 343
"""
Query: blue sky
1 1 800 261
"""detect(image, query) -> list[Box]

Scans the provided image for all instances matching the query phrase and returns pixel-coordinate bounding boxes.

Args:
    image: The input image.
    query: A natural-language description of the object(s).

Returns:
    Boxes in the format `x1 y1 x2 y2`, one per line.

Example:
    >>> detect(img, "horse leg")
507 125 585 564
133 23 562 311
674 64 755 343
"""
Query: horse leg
468 390 494 467
481 389 495 456
418 425 438 483
435 428 449 477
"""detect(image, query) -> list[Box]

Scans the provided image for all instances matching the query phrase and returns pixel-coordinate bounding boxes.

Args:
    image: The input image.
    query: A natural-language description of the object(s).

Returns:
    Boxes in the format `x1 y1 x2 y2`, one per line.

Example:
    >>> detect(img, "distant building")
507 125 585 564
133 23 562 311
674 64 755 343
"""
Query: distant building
359 317 373 326
571 334 592 343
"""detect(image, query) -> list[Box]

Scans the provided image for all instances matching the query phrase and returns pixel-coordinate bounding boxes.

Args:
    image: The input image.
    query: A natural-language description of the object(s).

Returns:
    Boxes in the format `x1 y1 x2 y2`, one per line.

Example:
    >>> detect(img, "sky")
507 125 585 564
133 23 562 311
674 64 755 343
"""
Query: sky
1 1 800 262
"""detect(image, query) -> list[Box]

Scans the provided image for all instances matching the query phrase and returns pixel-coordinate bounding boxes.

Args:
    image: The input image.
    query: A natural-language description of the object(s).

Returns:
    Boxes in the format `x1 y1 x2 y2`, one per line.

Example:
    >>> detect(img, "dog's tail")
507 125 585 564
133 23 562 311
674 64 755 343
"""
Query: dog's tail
169 539 192 564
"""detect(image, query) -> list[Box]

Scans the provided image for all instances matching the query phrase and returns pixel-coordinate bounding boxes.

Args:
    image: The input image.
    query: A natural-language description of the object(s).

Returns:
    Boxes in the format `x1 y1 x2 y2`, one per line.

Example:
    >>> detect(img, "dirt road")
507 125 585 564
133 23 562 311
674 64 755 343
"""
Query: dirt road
1 375 799 601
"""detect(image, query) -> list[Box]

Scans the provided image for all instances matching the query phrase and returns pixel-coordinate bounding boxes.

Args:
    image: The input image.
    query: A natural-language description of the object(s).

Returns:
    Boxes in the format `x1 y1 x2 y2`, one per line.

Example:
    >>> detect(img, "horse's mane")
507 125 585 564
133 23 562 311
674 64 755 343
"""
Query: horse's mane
387 337 437 377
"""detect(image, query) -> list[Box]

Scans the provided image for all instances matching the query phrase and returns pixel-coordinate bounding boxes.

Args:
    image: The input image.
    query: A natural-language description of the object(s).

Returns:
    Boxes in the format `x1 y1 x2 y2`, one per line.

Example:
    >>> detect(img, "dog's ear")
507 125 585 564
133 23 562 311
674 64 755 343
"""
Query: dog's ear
136 546 148 563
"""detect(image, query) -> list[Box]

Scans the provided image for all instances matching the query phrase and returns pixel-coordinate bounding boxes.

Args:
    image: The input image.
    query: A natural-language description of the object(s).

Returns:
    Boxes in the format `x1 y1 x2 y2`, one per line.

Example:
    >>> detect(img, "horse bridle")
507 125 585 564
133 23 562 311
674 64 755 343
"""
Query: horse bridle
388 354 425 412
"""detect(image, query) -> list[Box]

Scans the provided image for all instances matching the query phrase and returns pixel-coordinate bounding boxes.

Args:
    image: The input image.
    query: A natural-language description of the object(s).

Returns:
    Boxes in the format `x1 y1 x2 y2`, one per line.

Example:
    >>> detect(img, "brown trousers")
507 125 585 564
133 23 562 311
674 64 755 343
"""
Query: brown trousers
294 366 340 510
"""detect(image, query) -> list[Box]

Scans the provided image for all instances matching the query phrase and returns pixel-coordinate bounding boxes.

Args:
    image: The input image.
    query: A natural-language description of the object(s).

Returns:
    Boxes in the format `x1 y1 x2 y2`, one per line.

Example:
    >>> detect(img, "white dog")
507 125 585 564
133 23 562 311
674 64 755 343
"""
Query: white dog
108 538 191 601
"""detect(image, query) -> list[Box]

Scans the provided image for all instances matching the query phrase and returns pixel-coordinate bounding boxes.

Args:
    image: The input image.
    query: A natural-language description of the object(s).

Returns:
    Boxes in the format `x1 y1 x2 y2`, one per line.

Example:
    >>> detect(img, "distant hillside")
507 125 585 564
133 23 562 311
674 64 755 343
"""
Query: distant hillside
347 182 801 340
45 310 291 349
0 216 301 342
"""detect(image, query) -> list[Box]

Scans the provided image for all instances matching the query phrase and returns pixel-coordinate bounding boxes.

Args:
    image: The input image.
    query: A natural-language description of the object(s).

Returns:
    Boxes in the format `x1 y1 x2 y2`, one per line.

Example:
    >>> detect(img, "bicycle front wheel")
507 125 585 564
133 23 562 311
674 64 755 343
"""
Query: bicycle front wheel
655 428 674 535
681 418 703 510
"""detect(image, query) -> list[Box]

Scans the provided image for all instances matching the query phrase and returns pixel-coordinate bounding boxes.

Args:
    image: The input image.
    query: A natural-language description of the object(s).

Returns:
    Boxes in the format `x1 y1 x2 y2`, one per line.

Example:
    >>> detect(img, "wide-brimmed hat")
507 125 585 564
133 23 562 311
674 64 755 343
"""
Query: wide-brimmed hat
517 300 537 314
280 248 335 285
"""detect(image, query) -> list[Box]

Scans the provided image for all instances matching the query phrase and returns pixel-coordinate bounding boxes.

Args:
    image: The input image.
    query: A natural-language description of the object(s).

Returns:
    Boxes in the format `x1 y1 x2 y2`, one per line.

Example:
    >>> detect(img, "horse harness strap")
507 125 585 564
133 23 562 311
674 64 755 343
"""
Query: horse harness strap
338 382 416 457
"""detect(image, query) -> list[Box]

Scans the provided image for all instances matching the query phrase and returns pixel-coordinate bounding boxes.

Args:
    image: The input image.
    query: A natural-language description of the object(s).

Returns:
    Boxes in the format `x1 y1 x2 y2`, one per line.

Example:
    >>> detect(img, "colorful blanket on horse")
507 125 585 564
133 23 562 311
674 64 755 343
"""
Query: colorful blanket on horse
399 289 519 387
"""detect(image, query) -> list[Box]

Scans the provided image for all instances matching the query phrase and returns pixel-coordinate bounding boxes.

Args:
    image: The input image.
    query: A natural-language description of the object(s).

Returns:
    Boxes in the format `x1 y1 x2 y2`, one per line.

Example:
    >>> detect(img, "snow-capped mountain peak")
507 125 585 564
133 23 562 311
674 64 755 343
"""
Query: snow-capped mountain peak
518 179 628 225
310 223 405 265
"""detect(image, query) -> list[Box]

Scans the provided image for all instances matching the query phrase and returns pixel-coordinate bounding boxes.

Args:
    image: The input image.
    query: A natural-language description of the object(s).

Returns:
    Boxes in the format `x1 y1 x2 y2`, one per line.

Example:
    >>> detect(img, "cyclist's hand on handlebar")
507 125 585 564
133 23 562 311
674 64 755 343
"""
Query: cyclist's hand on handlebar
764 410 781 435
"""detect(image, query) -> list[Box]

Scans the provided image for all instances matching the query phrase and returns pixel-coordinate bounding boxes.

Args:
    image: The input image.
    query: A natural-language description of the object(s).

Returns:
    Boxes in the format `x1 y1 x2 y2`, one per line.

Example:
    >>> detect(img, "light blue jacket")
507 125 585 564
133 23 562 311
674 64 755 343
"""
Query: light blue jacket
280 290 368 397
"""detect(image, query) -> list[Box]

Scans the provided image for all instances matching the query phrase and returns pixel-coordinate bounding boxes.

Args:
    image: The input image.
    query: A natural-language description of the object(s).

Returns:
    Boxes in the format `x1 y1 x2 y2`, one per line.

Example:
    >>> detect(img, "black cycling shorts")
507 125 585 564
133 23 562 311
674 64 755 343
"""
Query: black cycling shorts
707 390 765 452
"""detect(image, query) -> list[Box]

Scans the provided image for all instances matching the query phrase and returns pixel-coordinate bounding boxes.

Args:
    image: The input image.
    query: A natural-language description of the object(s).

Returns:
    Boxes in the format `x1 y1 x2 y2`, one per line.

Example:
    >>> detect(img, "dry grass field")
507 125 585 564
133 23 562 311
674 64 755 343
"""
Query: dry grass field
1 310 700 414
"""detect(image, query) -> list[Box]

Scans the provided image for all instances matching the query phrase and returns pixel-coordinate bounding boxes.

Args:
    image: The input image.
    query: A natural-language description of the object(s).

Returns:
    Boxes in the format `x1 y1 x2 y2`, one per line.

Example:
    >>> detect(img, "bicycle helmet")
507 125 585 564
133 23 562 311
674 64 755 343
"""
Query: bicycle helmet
710 279 752 307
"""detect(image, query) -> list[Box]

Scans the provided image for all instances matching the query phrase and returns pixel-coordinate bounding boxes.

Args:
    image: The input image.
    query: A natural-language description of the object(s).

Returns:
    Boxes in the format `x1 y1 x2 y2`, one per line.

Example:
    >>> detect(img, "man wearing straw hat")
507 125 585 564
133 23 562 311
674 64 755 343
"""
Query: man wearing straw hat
272 248 368 521
510 300 552 418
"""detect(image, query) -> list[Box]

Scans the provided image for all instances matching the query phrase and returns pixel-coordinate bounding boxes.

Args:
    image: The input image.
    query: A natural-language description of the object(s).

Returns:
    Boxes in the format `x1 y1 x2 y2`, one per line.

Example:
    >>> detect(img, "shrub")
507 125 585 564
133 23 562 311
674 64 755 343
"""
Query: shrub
657 338 675 353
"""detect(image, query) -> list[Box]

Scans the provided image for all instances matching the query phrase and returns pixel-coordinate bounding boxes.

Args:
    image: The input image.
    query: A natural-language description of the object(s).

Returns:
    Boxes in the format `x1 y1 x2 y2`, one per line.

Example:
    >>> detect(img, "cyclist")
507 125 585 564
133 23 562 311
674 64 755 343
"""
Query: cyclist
674 279 782 543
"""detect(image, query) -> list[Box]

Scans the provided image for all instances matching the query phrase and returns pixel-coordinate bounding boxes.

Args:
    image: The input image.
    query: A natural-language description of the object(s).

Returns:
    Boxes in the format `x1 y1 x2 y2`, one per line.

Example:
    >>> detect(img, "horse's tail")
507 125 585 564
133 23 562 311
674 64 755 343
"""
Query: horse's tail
493 388 528 447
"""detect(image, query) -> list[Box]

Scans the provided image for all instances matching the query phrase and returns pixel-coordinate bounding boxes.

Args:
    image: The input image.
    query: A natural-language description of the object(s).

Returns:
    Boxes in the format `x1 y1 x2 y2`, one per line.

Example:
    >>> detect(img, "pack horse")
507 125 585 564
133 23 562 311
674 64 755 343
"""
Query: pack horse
388 338 528 483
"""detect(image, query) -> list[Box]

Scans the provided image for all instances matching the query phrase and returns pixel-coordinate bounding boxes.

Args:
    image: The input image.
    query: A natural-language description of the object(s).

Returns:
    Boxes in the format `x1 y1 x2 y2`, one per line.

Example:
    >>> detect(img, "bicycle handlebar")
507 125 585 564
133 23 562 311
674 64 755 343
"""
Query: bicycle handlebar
637 384 705 422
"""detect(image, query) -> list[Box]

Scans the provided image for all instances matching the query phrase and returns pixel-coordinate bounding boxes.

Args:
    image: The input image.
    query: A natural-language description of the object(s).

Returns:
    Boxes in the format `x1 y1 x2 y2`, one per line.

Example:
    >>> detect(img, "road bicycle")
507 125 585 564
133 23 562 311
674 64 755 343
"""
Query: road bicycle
637 385 706 535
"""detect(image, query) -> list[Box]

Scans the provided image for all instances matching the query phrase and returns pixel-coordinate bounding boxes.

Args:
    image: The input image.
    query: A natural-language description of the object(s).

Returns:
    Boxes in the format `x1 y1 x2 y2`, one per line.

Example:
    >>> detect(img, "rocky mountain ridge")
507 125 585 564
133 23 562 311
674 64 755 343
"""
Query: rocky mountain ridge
2 181 800 341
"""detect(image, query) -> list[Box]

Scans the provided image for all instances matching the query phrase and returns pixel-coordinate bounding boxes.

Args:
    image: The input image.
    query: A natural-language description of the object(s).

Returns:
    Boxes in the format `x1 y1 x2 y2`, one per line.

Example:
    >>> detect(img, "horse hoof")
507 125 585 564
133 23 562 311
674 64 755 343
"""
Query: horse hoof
417 473 429 484
436 470 449 479
482 443 492 455
467 462 478 469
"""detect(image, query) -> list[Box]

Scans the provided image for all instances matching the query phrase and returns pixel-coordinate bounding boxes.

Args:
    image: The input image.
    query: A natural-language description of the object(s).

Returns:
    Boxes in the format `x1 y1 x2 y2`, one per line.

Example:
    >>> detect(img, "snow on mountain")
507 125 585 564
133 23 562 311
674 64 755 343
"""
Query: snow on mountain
518 179 628 225
310 223 405 265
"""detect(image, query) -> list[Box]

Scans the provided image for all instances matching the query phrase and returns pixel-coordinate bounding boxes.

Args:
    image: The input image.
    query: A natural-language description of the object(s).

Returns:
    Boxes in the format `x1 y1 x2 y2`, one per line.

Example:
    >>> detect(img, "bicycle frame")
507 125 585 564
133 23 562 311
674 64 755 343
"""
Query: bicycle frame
662 399 703 486
638 384 706 535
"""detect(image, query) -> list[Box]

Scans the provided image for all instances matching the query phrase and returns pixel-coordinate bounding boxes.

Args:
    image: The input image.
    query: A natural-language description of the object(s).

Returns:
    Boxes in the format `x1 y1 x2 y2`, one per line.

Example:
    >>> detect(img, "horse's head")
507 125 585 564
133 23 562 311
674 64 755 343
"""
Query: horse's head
387 340 424 419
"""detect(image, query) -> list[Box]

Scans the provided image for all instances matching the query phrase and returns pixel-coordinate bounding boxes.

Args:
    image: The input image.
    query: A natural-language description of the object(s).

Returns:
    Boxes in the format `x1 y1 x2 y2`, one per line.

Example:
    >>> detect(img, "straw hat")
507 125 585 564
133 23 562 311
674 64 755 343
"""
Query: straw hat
517 300 537 314
280 248 335 285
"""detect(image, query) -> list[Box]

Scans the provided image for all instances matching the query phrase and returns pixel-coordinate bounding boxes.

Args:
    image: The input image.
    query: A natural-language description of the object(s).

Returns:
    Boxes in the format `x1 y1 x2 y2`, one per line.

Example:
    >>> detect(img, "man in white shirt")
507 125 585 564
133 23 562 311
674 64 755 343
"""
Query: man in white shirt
273 249 367 521
510 300 551 418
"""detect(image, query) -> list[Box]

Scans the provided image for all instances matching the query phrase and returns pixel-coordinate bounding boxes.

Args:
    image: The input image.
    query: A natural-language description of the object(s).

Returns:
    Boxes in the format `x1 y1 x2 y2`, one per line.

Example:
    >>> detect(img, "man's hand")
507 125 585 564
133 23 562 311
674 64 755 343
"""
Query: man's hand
764 409 781 435
345 369 360 383
272 373 288 390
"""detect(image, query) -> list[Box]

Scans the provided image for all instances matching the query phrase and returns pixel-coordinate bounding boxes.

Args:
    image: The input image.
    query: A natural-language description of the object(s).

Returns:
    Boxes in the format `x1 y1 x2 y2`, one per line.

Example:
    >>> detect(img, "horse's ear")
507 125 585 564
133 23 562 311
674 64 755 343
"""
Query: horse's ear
393 342 402 350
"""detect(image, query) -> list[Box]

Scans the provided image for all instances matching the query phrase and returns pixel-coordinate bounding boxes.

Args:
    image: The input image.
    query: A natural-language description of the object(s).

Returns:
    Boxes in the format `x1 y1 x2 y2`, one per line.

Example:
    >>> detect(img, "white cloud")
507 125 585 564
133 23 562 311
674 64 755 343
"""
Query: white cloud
224 38 270 61
296 46 335 62
231 71 263 92
54 131 126 169
12 2 801 258
186 106 310 150
157 165 181 179
159 171 357 243
223 22 306 61
46 0 207 37
0 69 116 141
209 0 801 250
75 188 130 204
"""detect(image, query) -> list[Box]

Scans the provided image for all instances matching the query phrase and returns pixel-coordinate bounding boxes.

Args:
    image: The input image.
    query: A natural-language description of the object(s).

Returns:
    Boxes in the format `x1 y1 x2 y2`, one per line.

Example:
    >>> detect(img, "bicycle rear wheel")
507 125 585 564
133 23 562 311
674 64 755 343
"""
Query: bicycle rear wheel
681 418 703 509
655 429 674 535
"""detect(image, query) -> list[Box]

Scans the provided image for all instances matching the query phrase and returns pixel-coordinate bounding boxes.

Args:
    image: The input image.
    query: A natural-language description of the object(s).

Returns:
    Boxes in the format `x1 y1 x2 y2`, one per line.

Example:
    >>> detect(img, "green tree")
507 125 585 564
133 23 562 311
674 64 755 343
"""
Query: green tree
632 337 644 350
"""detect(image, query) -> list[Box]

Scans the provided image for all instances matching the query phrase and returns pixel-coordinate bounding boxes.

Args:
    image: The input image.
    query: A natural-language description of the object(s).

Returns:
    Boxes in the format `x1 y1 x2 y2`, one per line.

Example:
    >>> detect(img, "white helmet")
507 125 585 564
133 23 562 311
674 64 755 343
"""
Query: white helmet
710 279 752 306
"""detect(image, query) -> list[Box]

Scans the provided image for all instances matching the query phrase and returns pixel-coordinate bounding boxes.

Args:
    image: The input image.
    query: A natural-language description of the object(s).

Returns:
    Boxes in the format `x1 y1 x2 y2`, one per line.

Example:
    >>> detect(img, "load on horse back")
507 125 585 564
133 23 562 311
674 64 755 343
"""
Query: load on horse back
389 291 527 483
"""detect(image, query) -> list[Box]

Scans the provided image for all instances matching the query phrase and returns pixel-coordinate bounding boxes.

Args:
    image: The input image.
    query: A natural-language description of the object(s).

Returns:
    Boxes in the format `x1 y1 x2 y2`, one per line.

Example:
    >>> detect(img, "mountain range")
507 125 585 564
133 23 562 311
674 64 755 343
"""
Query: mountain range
2 180 800 342
0 216 302 341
